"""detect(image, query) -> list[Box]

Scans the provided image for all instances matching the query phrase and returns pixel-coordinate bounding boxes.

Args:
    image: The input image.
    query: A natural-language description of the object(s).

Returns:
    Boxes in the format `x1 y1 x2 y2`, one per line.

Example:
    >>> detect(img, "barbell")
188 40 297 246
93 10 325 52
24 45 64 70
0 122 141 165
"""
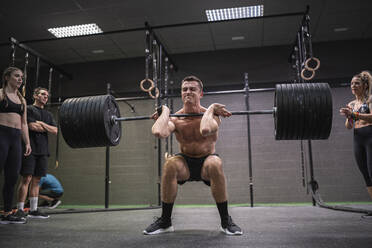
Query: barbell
59 83 333 148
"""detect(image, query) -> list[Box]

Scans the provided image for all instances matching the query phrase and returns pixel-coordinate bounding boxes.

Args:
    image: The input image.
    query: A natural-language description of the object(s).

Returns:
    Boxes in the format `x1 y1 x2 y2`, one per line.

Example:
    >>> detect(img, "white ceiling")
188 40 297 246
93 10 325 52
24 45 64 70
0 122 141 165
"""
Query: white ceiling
0 0 371 65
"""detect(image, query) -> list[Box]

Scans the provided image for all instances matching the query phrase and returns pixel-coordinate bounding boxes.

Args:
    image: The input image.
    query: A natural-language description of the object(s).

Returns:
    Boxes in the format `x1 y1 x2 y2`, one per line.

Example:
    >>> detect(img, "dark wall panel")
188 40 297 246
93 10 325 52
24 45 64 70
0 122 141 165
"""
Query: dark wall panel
1 39 372 207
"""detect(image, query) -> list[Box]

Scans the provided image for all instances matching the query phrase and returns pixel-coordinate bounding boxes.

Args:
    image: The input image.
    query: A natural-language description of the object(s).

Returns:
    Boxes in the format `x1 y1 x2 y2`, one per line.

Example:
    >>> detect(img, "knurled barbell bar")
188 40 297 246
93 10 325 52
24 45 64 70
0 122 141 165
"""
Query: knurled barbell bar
59 83 333 148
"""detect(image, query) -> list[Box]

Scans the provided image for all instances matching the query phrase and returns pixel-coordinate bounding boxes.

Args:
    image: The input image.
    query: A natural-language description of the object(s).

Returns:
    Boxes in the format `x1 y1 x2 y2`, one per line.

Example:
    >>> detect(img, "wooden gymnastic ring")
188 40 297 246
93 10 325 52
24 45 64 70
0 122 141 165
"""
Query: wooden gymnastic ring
140 78 155 92
148 87 160 99
301 68 315 80
304 57 320 71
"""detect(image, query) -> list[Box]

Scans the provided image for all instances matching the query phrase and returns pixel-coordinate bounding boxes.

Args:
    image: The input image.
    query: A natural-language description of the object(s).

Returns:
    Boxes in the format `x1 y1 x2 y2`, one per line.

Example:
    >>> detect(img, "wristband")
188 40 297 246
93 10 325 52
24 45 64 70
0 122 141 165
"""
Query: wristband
351 111 359 120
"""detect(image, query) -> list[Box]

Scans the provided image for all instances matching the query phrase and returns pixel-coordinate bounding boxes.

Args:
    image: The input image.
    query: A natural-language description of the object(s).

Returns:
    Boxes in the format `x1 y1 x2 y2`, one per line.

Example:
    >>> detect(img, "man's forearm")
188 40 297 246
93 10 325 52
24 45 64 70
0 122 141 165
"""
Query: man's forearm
152 107 174 138
29 122 46 132
38 121 58 135
200 104 219 136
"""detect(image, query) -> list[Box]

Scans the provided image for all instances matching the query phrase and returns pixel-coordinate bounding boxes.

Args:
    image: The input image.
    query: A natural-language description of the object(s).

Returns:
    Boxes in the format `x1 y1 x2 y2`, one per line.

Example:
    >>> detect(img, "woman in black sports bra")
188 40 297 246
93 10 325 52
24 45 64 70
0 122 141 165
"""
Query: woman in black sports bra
0 67 31 224
340 71 372 207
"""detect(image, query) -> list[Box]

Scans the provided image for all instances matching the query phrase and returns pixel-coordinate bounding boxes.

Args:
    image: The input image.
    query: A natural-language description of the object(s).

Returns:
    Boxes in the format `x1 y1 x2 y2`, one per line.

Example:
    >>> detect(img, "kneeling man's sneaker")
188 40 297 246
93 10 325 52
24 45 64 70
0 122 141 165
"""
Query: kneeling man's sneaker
49 200 61 209
143 217 174 235
221 216 243 235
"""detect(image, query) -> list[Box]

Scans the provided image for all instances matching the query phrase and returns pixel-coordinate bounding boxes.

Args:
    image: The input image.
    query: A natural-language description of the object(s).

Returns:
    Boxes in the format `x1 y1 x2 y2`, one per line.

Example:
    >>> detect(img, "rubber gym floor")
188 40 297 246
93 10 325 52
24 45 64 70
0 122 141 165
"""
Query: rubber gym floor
0 203 371 248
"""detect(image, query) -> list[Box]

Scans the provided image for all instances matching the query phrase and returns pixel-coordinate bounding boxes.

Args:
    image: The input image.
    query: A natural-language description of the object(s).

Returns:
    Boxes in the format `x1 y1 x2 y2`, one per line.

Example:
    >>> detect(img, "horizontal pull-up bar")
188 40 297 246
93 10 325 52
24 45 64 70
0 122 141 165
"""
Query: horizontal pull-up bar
2 11 304 45
10 37 73 80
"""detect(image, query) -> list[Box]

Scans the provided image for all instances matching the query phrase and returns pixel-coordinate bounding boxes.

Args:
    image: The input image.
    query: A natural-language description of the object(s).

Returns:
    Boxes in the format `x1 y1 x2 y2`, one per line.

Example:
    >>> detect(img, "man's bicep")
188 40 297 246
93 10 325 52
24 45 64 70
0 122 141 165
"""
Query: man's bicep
213 115 221 126
168 119 176 133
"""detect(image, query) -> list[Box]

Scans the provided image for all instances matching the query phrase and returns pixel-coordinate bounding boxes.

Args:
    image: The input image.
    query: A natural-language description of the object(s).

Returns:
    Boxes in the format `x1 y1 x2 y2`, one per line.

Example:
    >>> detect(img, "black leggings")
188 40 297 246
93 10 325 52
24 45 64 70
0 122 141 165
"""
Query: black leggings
0 125 22 212
353 125 372 187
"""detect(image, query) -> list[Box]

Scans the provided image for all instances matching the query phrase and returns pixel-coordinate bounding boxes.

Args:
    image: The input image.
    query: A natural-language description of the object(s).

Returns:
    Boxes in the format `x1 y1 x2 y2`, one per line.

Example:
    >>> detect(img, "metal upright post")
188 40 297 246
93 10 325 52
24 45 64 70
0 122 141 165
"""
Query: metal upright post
169 64 174 155
10 43 16 66
105 83 111 209
157 45 163 206
164 57 169 156
35 57 40 87
244 73 254 207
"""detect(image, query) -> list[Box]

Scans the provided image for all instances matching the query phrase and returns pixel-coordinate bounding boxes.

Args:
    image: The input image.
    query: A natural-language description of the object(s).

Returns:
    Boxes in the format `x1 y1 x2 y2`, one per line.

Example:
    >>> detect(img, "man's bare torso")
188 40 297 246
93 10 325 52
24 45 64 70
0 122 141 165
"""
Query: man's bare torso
171 107 218 157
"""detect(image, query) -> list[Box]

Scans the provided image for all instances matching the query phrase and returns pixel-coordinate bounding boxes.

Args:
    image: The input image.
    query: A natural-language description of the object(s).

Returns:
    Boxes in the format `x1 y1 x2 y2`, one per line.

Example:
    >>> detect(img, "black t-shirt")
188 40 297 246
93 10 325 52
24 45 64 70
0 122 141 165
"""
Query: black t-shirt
27 105 56 156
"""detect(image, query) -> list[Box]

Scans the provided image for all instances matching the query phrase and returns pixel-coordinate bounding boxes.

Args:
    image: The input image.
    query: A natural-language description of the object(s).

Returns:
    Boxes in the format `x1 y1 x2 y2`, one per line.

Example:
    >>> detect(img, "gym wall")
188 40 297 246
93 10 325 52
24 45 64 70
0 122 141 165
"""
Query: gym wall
43 86 367 206
1 38 371 206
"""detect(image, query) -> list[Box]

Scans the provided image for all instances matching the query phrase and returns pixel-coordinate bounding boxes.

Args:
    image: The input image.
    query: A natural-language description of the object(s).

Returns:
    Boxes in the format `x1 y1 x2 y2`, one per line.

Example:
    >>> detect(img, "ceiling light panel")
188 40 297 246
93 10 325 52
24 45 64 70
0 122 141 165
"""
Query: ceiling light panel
48 23 103 38
206 5 264 22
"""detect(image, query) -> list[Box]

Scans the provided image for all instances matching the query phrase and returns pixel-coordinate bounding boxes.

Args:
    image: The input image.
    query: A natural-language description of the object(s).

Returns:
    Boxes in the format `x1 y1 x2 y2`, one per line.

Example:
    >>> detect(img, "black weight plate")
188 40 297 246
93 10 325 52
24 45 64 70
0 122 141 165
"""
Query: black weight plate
275 84 284 140
290 84 301 140
84 96 100 148
319 83 333 139
96 95 111 147
295 84 305 140
88 96 104 147
284 84 294 139
281 84 291 139
103 95 122 146
68 97 81 148
274 84 280 139
302 83 312 140
61 97 78 148
292 84 304 140
317 83 327 139
80 96 96 147
311 83 322 139
59 98 74 147
70 97 84 148
297 83 307 140
97 95 108 147
304 83 316 140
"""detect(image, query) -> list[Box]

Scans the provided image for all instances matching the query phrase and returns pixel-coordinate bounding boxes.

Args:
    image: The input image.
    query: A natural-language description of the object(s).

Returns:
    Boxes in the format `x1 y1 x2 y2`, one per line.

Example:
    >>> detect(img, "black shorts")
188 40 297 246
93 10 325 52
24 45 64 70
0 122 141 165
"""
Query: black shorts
39 189 63 199
176 153 219 187
21 154 48 177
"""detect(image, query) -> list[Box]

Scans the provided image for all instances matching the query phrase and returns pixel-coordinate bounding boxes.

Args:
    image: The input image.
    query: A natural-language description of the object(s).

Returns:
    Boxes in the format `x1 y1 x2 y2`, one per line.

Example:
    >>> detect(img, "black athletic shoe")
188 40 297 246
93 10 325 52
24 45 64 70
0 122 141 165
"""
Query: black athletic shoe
143 217 174 235
221 216 243 235
0 213 27 224
28 209 50 219
14 209 28 219
49 200 61 209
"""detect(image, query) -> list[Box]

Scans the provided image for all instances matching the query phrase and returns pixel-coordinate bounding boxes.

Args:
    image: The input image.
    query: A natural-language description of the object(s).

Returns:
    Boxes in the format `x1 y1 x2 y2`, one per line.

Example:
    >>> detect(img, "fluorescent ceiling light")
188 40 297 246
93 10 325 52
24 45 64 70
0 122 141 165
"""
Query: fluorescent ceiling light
334 27 348 32
92 49 105 54
232 36 245 41
48 23 103 38
206 5 264 22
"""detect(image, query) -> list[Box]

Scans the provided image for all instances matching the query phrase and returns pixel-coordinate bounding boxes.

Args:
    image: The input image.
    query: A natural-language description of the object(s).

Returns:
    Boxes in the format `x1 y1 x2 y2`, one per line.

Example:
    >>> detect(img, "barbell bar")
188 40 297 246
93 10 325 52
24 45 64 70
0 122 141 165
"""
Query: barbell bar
113 110 275 122
59 83 333 148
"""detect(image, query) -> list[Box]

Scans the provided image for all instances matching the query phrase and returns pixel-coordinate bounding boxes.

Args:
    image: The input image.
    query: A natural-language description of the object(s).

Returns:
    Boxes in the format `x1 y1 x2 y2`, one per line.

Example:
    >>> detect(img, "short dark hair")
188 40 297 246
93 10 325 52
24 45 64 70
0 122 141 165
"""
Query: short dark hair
33 87 49 96
181 75 203 91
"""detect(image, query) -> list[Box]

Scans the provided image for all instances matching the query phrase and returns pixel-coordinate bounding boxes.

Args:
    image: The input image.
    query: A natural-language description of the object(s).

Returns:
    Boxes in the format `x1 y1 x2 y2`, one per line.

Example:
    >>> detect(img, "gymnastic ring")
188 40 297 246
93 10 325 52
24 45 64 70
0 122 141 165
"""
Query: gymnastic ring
148 87 160 99
304 57 320 71
301 68 315 80
140 78 155 92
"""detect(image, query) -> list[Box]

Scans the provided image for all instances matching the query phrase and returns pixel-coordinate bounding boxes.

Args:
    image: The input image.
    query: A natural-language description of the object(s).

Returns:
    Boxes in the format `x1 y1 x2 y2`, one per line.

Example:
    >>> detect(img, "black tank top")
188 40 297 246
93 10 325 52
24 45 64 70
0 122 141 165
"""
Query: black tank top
0 94 24 116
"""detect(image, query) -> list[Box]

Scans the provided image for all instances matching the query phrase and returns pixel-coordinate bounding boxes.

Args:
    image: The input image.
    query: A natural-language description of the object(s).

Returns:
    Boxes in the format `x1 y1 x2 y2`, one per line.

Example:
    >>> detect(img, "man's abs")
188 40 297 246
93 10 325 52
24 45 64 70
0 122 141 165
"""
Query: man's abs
178 141 216 158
